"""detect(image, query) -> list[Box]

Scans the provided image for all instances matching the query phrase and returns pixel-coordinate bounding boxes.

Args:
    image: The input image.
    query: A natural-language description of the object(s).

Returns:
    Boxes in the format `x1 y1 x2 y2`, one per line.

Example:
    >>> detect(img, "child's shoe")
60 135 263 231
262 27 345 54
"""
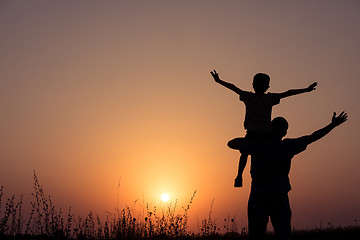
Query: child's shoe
234 177 243 187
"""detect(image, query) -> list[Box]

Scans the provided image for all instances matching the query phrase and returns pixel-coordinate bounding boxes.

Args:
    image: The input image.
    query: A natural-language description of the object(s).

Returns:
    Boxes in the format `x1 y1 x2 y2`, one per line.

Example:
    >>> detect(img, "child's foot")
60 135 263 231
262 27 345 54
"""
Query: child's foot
234 177 243 187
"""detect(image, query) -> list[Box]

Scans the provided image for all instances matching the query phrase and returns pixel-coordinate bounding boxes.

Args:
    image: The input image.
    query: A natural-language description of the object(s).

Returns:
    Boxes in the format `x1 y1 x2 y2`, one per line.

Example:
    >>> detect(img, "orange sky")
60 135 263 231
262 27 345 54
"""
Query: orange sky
1 1 359 231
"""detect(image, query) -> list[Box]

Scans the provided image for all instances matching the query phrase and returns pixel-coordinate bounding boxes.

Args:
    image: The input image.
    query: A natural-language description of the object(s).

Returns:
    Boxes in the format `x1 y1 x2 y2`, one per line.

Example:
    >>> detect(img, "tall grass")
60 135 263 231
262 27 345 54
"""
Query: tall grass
1 171 359 240
0 171 241 239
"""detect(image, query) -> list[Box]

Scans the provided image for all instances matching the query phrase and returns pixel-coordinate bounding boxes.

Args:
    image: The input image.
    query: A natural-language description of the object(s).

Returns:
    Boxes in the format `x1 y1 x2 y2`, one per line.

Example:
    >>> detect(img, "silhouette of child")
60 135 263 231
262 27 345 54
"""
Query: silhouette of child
210 70 317 187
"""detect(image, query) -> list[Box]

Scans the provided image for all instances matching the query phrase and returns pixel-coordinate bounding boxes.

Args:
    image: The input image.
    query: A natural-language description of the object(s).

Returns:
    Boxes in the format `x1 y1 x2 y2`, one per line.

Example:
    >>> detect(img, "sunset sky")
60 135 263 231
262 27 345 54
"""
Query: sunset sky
1 0 359 231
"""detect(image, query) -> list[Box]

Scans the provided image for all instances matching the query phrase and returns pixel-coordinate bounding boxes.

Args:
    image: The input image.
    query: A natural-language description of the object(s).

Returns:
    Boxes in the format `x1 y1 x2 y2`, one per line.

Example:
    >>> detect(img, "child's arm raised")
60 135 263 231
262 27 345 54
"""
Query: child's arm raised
278 82 317 99
210 70 244 95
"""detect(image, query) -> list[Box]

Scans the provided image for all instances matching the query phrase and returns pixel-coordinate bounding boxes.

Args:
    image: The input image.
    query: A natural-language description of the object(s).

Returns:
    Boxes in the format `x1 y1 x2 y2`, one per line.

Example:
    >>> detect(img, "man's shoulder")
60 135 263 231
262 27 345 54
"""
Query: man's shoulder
282 136 309 154
283 136 308 143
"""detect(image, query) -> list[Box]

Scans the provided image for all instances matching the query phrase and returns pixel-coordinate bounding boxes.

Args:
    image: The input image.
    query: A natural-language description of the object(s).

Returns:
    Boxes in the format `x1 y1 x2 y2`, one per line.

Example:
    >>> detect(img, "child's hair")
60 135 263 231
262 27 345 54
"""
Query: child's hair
253 73 270 93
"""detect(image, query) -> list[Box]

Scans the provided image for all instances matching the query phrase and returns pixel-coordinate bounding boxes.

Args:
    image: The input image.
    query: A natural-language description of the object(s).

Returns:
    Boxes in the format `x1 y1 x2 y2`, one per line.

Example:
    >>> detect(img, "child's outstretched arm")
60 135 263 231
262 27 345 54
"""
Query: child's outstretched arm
278 82 317 99
210 70 244 95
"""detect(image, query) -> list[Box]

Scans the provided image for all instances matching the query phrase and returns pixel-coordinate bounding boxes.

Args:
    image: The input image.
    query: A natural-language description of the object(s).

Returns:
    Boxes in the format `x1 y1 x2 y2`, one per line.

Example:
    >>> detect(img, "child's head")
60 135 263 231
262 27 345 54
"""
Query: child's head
252 73 270 93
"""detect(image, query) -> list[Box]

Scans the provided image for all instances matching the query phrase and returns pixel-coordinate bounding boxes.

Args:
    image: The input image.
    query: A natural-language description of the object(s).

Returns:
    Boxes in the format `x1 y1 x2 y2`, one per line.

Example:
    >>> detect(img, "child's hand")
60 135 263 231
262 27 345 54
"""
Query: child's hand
307 82 317 92
210 70 220 82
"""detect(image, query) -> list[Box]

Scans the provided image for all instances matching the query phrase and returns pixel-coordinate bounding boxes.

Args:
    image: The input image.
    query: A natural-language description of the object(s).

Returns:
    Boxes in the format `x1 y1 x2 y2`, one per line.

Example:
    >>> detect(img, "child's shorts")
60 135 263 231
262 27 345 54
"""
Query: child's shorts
245 130 272 141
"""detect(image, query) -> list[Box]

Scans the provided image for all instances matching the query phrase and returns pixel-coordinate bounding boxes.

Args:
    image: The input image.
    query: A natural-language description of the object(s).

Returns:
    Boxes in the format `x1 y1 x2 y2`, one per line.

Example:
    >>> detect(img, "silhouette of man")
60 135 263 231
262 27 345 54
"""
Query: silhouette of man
228 112 348 240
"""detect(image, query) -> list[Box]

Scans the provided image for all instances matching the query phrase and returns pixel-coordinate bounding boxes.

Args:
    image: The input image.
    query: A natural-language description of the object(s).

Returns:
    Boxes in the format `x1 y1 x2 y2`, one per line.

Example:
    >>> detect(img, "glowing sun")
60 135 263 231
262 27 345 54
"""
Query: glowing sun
161 193 170 202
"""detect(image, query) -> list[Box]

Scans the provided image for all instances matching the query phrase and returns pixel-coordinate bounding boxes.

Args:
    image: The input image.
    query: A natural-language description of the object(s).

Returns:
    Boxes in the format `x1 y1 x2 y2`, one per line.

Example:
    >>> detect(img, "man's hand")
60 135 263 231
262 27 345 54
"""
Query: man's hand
331 111 348 127
306 82 317 92
210 70 220 82
306 111 348 144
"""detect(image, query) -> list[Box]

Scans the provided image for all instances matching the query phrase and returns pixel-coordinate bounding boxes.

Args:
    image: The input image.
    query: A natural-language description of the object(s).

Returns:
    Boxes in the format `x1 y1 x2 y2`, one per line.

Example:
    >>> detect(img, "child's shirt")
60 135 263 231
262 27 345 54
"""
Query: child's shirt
240 91 281 132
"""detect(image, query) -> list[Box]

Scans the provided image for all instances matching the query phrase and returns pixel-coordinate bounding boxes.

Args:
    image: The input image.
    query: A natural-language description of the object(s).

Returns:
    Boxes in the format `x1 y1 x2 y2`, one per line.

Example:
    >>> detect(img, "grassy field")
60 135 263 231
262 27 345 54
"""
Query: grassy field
1 172 359 240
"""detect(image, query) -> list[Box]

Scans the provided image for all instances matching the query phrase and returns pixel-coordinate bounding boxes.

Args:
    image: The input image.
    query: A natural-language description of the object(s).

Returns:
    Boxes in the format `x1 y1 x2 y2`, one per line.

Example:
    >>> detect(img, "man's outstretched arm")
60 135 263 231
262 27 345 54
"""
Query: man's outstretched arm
304 111 348 145
210 70 244 95
278 82 317 99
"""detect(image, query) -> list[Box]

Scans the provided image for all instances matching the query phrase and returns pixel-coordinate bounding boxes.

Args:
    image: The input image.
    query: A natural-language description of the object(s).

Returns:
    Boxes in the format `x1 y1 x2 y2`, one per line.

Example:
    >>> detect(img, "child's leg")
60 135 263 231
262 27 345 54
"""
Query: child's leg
235 153 248 187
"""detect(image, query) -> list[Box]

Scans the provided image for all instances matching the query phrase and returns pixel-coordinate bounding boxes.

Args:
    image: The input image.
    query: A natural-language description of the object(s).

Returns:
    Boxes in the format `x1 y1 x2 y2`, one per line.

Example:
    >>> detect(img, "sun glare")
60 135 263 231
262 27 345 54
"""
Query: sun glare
161 193 170 202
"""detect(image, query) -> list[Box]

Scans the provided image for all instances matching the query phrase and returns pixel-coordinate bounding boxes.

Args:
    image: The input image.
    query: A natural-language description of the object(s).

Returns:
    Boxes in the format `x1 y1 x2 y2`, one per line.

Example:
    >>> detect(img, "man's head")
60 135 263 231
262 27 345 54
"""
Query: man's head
272 117 288 138
253 73 270 93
